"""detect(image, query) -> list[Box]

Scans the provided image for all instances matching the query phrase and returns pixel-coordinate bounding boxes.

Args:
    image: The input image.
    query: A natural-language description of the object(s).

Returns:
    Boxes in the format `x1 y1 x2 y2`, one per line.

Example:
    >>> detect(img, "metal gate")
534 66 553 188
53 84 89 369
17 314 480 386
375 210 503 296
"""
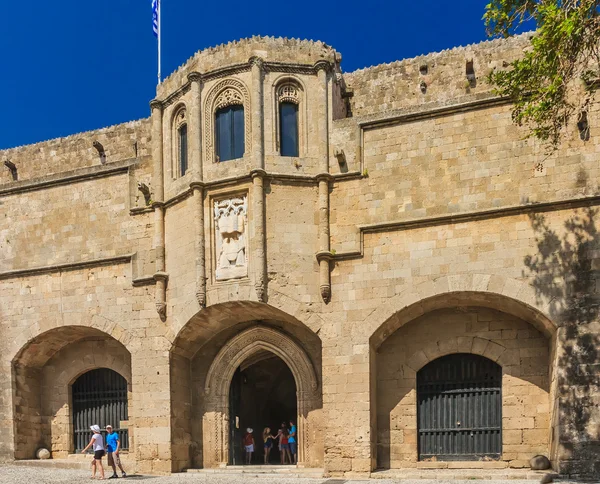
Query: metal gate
72 368 129 452
417 353 501 461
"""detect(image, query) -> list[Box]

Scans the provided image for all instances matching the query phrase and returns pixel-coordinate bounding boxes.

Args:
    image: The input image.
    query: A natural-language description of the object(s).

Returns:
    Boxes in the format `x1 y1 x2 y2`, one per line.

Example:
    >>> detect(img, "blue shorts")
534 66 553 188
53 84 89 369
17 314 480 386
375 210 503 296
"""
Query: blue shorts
264 441 272 449
280 443 289 450
289 442 297 455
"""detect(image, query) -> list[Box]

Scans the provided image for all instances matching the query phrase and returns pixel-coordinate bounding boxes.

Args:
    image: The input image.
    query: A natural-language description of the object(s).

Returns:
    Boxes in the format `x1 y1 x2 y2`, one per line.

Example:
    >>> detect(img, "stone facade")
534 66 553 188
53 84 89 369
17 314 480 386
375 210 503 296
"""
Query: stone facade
1 34 599 478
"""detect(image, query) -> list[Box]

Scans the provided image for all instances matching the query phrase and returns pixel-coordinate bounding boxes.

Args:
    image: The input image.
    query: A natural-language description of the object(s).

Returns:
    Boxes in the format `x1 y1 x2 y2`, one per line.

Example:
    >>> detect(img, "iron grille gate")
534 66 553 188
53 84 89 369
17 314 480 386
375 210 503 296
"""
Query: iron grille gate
72 368 129 452
417 353 502 461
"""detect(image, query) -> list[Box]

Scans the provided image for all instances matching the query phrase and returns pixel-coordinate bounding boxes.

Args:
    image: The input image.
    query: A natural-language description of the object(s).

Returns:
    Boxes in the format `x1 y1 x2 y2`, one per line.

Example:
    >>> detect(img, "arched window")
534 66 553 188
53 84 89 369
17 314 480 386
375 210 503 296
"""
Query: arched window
178 123 188 175
277 83 301 157
173 107 188 177
215 105 245 162
280 102 299 157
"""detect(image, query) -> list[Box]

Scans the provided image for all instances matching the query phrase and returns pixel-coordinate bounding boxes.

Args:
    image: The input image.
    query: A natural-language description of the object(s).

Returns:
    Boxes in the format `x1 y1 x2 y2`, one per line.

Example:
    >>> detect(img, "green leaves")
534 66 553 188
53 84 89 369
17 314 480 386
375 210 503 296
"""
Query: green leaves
485 0 600 151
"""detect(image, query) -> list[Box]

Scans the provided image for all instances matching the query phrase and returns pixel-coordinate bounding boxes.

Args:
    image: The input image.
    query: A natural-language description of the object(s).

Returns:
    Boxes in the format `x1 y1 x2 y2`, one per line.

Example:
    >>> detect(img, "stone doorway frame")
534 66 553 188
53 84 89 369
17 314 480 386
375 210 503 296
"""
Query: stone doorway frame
203 326 319 467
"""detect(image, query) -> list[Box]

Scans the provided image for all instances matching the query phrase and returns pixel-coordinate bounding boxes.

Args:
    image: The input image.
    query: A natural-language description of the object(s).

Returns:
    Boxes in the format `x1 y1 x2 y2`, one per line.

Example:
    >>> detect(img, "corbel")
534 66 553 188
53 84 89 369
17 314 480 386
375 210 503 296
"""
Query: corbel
92 141 106 164
4 160 17 181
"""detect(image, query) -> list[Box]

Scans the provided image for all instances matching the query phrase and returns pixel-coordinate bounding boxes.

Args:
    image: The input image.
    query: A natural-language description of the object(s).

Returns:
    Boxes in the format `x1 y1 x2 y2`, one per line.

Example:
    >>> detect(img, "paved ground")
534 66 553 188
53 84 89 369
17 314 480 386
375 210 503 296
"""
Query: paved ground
0 465 583 484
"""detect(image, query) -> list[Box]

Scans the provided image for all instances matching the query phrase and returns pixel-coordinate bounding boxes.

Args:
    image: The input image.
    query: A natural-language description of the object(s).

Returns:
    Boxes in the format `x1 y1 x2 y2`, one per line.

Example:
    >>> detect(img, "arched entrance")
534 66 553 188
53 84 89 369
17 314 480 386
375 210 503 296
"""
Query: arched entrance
228 354 297 464
203 326 319 467
10 326 131 459
72 368 129 452
417 354 502 461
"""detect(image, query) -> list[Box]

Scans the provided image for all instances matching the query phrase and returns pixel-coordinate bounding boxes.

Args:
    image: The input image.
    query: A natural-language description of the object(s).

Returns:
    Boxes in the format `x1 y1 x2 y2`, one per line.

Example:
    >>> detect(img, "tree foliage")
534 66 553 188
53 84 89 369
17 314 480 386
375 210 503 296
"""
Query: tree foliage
484 1 600 150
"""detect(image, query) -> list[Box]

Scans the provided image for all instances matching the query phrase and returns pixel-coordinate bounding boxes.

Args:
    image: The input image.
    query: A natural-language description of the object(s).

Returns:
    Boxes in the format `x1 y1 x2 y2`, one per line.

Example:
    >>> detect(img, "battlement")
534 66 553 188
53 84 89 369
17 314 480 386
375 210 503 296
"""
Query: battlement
157 35 340 96
345 32 533 118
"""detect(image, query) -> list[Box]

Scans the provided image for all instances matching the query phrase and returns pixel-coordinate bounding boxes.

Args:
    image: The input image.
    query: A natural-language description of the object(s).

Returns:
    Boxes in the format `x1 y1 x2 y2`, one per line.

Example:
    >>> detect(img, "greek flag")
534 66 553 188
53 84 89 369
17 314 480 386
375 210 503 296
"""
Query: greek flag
152 0 159 37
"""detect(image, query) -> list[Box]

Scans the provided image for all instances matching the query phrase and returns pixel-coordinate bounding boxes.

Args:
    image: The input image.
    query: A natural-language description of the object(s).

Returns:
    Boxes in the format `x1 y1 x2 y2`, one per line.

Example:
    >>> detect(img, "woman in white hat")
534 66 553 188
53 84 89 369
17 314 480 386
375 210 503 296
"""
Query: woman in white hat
81 424 105 480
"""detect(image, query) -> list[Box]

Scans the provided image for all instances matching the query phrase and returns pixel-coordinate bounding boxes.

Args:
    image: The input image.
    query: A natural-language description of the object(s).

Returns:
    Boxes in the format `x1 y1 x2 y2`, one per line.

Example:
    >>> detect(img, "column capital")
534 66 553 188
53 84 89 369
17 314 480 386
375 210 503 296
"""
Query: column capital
314 60 332 73
150 99 163 111
250 168 267 179
248 56 265 70
187 72 203 84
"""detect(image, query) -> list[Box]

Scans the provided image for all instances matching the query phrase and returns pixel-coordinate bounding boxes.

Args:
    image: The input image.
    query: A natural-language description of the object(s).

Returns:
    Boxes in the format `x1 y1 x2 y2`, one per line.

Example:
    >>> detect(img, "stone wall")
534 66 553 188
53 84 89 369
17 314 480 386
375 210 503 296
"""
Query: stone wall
0 34 598 478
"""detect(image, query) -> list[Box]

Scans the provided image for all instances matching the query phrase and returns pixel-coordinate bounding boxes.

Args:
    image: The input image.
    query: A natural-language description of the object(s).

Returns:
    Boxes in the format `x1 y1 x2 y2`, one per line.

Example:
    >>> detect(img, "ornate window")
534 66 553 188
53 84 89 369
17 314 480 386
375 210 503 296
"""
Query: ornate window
204 79 250 163
173 107 188 177
276 81 302 157
215 104 245 162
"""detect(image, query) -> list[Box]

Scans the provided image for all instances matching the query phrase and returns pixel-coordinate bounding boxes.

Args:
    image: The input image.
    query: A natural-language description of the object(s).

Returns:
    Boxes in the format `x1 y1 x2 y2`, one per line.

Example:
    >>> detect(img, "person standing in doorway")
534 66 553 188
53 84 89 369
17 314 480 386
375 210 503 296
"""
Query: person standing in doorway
288 420 298 464
81 424 105 480
278 426 291 464
243 428 254 465
105 425 127 479
262 427 277 464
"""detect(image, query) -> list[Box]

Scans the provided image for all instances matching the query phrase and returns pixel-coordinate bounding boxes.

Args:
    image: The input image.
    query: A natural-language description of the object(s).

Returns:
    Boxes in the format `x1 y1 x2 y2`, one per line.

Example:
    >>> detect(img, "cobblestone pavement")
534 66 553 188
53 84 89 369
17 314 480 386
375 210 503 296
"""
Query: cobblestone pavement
0 465 583 484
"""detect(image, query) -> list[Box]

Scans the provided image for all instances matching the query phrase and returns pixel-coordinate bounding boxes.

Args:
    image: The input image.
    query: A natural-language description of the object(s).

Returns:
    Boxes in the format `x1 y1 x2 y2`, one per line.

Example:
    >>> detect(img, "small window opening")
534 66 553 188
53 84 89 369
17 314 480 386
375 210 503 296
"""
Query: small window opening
178 123 188 175
280 102 299 157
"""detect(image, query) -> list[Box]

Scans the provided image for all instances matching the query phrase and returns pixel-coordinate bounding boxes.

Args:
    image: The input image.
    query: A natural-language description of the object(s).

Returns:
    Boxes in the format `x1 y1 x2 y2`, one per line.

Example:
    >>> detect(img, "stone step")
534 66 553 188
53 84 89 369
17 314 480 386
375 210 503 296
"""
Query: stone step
186 465 324 478
371 468 558 480
10 454 136 472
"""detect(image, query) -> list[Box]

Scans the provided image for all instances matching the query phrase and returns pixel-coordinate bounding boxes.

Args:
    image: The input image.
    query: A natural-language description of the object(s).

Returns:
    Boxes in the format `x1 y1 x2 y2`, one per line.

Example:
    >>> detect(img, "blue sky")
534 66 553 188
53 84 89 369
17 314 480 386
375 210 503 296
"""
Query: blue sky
0 0 492 149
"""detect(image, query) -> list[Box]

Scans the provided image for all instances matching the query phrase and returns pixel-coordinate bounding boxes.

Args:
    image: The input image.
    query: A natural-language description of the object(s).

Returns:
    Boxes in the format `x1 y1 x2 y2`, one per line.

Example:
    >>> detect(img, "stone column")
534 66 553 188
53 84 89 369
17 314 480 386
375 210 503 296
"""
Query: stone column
250 57 267 302
187 73 203 178
315 63 333 303
150 100 168 320
251 170 267 302
187 73 206 308
191 182 206 307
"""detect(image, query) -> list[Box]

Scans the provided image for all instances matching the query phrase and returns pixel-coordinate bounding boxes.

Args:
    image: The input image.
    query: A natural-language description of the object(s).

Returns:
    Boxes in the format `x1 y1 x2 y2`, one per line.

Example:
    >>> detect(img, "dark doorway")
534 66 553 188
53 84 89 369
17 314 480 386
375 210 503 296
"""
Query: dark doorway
417 353 502 461
228 353 297 464
72 368 129 452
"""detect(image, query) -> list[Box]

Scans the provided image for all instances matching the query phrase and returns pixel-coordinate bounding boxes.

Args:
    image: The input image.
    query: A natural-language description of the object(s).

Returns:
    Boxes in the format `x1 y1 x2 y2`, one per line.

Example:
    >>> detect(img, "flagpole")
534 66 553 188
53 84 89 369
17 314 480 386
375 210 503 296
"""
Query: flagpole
157 0 161 85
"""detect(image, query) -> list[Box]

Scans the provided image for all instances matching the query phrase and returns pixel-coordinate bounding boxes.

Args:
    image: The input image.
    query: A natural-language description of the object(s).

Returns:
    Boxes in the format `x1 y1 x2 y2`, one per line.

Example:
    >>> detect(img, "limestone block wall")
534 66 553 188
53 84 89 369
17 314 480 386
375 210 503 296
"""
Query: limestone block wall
0 119 150 184
376 307 550 469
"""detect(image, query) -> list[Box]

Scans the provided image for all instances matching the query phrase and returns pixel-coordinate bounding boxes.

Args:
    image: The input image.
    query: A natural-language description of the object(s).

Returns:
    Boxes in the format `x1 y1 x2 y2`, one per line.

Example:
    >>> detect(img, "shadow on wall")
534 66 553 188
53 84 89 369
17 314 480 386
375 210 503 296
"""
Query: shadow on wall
524 207 600 476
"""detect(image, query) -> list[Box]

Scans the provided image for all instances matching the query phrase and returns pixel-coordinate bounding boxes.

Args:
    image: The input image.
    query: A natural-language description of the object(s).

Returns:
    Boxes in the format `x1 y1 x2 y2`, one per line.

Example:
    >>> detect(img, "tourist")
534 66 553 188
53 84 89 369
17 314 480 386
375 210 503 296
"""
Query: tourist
288 420 298 464
262 427 277 464
105 425 127 479
278 426 291 464
81 424 105 480
243 428 254 464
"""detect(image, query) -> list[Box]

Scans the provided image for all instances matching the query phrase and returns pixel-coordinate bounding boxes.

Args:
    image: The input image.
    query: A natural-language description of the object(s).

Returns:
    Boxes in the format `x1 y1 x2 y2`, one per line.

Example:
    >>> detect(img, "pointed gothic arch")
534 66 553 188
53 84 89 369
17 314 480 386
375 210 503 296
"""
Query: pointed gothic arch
203 326 319 467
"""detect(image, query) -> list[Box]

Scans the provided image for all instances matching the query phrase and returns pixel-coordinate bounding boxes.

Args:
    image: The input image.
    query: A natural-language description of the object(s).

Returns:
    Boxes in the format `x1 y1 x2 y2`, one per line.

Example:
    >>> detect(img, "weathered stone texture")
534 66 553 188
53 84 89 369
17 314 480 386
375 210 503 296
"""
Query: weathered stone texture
0 35 598 478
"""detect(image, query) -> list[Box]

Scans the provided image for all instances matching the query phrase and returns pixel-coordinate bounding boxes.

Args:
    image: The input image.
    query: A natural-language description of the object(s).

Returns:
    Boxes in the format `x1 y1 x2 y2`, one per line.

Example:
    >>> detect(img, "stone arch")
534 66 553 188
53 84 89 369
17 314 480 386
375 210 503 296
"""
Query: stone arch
203 326 319 467
10 325 132 459
404 335 513 373
203 78 251 163
373 303 553 470
369 274 557 350
169 301 323 471
171 102 188 178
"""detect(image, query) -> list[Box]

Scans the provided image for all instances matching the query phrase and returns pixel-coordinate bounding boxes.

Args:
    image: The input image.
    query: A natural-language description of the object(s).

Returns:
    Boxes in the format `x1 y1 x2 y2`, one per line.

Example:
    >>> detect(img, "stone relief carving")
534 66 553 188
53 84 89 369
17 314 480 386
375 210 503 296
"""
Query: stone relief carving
278 83 300 104
214 195 248 281
214 88 244 110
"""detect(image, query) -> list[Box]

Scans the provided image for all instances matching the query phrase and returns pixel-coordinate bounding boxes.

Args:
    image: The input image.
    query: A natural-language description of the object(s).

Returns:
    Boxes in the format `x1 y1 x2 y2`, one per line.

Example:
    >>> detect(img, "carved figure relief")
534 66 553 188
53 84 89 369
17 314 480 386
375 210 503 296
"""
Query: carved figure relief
214 195 248 281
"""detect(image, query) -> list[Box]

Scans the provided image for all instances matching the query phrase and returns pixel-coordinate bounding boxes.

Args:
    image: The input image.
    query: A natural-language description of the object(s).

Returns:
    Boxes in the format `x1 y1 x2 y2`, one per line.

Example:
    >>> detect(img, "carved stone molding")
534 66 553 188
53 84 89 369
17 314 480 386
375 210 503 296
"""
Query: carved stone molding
214 88 244 110
214 195 248 281
204 78 251 163
278 83 301 104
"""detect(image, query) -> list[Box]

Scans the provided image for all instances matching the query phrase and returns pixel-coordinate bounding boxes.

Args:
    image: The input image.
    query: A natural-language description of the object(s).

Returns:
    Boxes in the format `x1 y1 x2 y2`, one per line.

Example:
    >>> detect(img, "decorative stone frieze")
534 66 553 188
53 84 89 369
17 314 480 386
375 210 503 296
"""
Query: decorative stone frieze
213 195 248 281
